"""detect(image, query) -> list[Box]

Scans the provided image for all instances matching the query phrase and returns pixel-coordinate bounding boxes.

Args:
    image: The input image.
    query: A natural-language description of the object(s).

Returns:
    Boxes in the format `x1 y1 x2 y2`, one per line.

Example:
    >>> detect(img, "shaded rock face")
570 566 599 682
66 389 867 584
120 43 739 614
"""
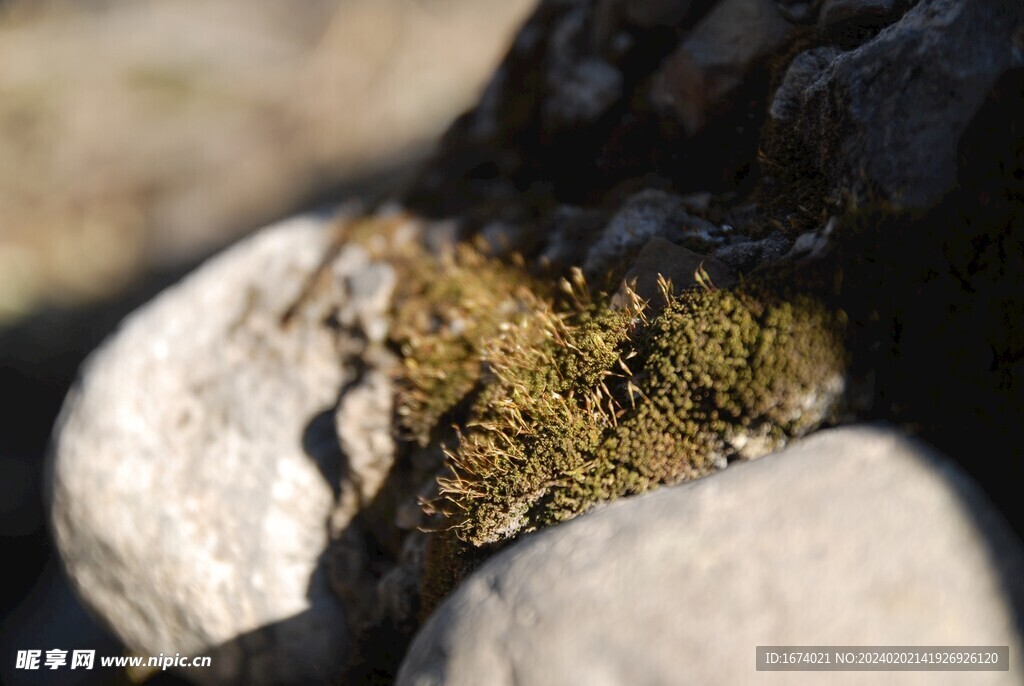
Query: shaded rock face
767 0 1024 212
398 425 1024 686
410 0 1022 227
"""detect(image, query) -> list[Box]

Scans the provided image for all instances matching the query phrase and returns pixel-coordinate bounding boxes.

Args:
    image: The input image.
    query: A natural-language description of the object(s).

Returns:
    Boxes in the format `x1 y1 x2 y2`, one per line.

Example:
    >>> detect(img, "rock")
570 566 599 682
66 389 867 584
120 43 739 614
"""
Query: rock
770 0 1024 209
651 0 794 134
784 216 838 261
618 237 737 308
539 205 609 270
768 46 842 122
582 189 723 276
398 424 1024 686
542 8 624 134
543 57 624 132
333 356 398 527
333 246 397 345
713 231 791 271
46 215 382 684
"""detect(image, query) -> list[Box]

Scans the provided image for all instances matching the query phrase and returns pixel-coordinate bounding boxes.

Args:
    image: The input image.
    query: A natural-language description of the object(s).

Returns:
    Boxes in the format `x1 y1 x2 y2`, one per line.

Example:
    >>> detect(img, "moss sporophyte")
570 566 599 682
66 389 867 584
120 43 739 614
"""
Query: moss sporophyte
377 227 849 549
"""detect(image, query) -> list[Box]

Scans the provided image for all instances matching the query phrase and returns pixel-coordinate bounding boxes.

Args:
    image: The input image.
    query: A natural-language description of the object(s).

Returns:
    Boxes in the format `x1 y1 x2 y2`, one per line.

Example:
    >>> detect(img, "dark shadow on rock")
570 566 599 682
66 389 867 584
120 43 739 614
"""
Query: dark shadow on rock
891 424 1024 649
302 409 344 502
805 67 1024 642
180 602 349 686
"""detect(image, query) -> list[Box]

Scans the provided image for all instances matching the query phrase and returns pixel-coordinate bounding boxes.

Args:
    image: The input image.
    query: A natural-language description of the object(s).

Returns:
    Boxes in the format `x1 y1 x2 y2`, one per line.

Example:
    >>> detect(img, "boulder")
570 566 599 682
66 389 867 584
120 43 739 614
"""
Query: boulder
769 0 1024 209
398 424 1024 686
46 214 393 684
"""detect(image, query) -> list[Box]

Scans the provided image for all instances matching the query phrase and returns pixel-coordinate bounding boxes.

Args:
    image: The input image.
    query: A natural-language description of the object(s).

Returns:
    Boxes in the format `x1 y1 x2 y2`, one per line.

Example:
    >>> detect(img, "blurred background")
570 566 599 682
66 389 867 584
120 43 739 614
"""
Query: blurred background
0 0 534 681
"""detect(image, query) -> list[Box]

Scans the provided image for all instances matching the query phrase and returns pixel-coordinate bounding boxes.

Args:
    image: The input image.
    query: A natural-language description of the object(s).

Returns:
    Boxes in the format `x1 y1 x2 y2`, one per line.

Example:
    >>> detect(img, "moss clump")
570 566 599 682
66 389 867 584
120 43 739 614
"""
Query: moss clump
429 275 849 546
377 228 848 609
433 272 644 544
388 241 549 447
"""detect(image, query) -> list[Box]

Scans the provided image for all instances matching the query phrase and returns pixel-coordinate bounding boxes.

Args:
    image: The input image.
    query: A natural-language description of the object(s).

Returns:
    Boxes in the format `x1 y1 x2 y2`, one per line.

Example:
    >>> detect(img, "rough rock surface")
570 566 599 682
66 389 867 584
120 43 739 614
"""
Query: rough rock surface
47 215 365 684
542 6 624 134
712 230 790 270
582 189 725 276
398 425 1024 686
769 0 1024 209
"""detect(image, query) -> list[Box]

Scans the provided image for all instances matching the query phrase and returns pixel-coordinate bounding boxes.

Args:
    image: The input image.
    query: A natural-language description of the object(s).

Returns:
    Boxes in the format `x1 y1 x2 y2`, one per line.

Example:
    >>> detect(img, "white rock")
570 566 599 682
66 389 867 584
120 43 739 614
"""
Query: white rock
47 215 362 684
398 424 1024 686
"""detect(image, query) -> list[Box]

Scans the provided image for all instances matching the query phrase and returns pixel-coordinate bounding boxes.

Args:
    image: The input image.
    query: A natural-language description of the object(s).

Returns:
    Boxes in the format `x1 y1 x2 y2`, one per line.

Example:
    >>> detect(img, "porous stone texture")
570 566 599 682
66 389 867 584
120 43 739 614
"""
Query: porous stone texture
769 0 1024 209
47 215 370 684
543 57 624 133
333 360 397 527
398 424 1024 686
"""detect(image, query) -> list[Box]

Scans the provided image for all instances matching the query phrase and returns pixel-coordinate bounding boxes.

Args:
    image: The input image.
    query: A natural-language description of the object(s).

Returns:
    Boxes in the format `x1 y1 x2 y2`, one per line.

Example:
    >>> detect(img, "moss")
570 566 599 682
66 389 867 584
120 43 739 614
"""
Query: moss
426 274 848 546
363 221 848 610
436 278 642 543
387 241 550 447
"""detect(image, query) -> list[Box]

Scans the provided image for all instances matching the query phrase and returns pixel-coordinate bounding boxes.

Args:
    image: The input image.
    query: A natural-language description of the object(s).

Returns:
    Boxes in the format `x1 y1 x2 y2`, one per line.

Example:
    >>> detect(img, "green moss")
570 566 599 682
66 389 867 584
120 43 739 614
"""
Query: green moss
428 276 848 546
373 227 849 610
388 242 550 447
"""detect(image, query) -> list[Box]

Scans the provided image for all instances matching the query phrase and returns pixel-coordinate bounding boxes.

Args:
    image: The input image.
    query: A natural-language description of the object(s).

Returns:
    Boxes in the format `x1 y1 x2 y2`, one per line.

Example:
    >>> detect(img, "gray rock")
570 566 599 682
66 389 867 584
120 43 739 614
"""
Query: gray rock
768 46 842 122
784 216 838 261
543 56 623 133
617 237 737 309
334 246 396 345
539 205 608 270
651 0 794 134
583 189 723 276
398 424 1024 686
542 8 625 133
713 231 791 271
773 0 1024 208
46 215 383 684
333 357 398 528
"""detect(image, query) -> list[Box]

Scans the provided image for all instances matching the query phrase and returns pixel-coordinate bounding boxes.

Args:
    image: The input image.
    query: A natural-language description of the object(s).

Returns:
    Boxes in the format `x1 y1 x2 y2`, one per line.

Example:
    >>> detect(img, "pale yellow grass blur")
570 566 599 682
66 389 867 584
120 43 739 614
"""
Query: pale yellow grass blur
0 0 534 321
